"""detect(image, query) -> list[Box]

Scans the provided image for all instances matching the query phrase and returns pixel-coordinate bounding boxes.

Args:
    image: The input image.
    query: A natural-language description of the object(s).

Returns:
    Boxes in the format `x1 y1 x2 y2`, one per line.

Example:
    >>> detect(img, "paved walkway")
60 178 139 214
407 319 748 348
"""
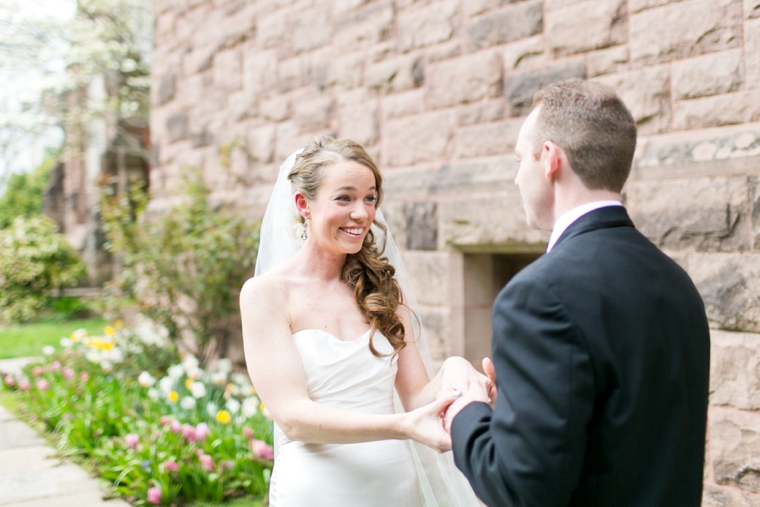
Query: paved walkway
0 358 129 507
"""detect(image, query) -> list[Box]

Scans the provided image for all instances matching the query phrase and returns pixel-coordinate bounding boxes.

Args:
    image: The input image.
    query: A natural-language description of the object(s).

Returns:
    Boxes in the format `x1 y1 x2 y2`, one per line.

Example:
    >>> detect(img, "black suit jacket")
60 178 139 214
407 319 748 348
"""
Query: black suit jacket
451 206 710 507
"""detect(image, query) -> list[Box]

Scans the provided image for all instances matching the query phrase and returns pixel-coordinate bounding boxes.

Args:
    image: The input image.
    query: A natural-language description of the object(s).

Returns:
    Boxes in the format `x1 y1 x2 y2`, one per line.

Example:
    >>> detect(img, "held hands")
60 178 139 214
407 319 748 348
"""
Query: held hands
441 357 497 432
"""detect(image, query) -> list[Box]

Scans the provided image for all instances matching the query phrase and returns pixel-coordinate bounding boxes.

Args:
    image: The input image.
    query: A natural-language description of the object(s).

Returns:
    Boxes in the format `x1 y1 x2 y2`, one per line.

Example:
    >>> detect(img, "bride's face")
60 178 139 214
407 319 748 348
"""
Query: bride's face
304 160 378 255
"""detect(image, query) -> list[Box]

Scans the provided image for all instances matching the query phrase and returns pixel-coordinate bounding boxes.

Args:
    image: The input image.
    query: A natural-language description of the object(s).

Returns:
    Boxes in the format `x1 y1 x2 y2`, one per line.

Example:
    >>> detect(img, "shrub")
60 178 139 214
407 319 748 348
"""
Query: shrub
0 216 86 323
2 324 273 506
99 171 259 366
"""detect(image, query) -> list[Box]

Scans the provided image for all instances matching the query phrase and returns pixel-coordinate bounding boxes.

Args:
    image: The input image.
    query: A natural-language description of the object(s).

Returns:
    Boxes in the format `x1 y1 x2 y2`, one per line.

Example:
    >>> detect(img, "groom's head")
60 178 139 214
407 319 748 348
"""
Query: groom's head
514 79 636 229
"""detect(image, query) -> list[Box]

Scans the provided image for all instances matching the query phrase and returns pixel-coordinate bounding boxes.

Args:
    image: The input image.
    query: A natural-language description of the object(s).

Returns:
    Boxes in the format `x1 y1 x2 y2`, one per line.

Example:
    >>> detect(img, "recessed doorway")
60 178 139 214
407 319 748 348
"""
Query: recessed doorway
463 253 542 371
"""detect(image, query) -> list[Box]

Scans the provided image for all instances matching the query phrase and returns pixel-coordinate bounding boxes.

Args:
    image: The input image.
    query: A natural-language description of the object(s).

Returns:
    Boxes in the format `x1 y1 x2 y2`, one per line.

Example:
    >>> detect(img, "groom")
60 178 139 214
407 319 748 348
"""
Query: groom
443 80 710 506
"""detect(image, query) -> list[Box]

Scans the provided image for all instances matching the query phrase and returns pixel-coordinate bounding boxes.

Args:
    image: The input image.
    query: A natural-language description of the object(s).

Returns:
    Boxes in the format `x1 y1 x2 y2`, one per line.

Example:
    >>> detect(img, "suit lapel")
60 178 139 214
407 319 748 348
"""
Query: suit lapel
551 206 635 252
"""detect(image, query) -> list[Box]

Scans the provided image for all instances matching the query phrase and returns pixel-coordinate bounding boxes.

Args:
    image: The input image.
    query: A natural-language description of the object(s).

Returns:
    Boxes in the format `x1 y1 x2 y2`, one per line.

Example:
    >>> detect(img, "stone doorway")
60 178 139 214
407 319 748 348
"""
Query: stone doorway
463 252 542 371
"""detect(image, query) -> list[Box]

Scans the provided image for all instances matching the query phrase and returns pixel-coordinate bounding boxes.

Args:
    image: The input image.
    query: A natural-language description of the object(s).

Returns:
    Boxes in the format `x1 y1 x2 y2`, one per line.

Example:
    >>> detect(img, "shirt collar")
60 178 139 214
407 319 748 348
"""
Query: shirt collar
546 201 623 252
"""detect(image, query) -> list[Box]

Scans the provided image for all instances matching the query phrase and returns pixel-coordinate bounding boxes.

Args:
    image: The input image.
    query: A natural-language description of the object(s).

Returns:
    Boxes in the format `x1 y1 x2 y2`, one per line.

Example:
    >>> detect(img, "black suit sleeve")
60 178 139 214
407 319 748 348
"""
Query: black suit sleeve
451 276 595 507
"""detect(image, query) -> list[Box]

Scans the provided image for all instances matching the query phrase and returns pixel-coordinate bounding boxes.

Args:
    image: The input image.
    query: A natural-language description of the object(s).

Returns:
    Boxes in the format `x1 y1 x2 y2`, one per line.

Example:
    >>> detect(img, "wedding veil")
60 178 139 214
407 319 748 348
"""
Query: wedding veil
254 149 480 507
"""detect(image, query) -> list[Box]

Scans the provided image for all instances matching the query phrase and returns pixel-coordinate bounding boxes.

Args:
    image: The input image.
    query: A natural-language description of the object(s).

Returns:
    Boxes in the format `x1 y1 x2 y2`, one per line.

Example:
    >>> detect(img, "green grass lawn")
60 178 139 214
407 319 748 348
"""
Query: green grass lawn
0 389 21 413
0 317 109 359
190 498 265 507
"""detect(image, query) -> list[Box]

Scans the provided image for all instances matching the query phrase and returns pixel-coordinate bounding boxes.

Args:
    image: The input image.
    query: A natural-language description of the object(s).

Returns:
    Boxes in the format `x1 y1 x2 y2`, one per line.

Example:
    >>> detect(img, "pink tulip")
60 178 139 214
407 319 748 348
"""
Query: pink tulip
162 460 179 472
199 453 215 472
159 416 173 426
125 433 140 449
170 420 181 434
194 423 210 442
18 378 30 390
4 375 15 387
181 423 196 442
35 379 50 391
147 486 162 505
242 427 255 440
221 460 235 470
50 361 61 371
31 366 43 376
62 368 75 380
80 372 89 382
252 440 274 461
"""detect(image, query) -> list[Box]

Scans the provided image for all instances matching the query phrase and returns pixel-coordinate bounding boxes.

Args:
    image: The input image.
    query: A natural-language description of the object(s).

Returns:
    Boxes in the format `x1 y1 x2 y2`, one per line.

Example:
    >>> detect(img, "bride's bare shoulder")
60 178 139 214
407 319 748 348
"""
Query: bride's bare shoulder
240 270 290 315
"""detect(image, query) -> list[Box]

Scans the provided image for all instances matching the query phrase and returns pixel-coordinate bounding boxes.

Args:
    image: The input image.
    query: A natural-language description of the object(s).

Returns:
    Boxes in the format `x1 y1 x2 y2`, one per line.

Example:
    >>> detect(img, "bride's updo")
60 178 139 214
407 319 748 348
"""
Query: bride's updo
288 135 406 357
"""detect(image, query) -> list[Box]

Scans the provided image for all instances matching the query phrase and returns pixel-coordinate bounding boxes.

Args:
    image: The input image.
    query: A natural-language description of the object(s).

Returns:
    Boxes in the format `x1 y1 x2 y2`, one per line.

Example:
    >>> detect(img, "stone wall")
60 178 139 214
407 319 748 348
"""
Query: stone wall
151 0 760 503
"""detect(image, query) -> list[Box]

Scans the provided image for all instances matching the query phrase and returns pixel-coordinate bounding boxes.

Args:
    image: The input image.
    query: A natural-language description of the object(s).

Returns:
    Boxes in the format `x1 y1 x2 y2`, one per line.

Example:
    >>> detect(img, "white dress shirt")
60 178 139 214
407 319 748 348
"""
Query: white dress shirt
546 201 623 253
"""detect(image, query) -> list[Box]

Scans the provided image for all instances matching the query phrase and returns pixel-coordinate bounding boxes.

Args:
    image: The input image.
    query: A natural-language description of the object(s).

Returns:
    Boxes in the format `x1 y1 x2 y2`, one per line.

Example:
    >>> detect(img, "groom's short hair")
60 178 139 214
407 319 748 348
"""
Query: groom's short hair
531 79 637 193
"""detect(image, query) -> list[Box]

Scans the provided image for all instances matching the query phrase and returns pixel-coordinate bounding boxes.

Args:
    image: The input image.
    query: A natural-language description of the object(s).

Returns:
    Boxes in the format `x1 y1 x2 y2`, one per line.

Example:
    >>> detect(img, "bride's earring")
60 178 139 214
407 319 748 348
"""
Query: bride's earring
301 217 308 240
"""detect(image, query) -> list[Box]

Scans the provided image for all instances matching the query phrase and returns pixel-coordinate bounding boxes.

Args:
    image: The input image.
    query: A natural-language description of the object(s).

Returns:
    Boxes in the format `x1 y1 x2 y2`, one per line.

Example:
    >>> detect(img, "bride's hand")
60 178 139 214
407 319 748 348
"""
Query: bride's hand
402 395 457 453
440 356 494 403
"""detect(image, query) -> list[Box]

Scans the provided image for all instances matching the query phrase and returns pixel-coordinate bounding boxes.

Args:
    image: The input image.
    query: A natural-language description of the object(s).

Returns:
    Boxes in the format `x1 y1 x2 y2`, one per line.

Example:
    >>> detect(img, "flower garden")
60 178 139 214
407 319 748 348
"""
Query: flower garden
0 322 274 506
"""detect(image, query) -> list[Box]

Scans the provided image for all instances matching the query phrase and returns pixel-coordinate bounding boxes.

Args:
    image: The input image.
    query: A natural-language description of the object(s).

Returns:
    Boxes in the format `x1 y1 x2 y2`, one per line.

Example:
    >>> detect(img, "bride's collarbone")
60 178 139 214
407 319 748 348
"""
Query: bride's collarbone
287 290 369 342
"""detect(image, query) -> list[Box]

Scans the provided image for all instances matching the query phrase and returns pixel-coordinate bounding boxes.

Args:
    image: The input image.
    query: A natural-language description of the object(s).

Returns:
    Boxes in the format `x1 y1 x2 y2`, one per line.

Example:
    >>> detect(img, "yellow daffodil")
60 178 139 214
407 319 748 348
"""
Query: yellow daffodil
114 320 123 329
185 378 194 390
168 390 179 403
104 326 116 336
216 409 231 424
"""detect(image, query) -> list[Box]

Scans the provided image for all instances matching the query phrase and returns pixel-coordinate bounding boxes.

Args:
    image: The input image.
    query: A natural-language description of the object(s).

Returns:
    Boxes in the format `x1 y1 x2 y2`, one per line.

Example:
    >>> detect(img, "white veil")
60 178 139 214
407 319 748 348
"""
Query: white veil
255 150 480 507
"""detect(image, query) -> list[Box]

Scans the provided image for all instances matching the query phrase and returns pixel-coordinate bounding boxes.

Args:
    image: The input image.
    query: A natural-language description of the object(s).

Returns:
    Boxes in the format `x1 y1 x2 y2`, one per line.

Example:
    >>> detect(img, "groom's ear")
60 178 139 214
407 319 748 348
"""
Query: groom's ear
543 141 563 181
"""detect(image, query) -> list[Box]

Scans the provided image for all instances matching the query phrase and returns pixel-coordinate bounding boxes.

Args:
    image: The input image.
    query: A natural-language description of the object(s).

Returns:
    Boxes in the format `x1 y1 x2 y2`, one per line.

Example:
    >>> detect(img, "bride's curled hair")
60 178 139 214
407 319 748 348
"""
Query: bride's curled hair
288 135 406 357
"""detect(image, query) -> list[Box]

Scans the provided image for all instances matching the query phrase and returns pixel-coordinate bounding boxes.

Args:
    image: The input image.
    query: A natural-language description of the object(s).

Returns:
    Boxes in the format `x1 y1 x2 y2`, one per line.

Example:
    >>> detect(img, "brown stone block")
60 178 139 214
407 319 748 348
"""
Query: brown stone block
458 120 522 159
627 176 751 252
687 253 760 333
293 96 335 134
587 45 630 78
467 0 543 51
672 49 744 101
157 74 176 106
502 35 546 72
504 58 586 118
292 8 331 55
747 20 760 88
247 125 276 164
213 48 242 92
382 89 427 121
260 95 291 122
338 96 379 147
333 1 394 50
221 2 256 48
710 408 760 494
702 484 760 507
257 9 288 49
418 305 453 365
427 51 502 109
710 330 760 411
633 123 760 181
748 0 760 18
277 56 309 93
365 54 424 95
465 0 496 17
397 0 458 52
432 157 518 196
382 166 441 201
545 0 628 58
457 100 505 126
673 90 760 131
333 0 373 18
242 50 277 96
594 65 671 135
166 112 189 143
402 202 438 251
381 111 455 167
427 41 463 63
628 0 673 13
324 53 365 90
439 190 549 249
399 251 453 306
630 0 743 66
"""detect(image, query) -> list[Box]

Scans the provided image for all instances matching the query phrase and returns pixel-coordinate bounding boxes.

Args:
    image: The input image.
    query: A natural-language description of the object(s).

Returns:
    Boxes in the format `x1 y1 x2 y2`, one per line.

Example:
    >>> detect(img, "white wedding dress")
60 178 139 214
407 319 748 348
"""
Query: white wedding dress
268 328 423 507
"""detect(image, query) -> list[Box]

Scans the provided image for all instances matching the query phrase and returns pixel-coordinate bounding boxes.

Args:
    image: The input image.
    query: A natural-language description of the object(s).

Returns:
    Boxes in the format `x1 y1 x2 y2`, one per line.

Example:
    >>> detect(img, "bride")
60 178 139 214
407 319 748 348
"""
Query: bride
240 136 488 506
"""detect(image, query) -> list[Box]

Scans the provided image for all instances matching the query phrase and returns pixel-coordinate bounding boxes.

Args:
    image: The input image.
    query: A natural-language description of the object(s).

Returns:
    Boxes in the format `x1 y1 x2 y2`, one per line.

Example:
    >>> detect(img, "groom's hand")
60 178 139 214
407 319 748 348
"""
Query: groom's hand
441 385 491 433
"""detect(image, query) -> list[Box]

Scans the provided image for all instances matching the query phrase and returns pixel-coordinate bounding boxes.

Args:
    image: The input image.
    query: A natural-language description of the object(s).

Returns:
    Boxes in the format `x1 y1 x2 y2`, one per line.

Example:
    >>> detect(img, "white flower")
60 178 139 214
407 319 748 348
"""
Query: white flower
226 398 241 415
182 355 199 371
241 397 259 418
180 396 196 410
190 381 207 399
100 360 113 373
60 338 73 348
158 376 174 395
107 347 124 363
186 366 203 381
217 358 232 373
230 372 250 387
138 371 156 388
211 371 227 386
85 350 101 363
206 402 218 417
167 364 184 380
147 388 159 400
42 345 55 356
